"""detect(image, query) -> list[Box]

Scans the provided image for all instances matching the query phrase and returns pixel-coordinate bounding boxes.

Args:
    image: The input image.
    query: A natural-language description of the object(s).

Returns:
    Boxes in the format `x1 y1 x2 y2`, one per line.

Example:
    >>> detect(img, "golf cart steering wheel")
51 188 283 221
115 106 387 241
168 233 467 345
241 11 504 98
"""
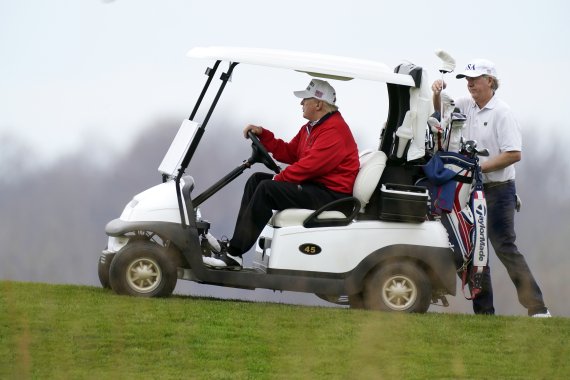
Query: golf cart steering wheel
247 131 281 174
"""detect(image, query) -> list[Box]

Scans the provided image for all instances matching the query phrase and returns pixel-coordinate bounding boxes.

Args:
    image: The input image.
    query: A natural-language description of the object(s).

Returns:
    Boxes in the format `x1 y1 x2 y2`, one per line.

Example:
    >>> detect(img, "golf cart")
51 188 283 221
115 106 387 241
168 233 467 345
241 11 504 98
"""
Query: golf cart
98 46 460 313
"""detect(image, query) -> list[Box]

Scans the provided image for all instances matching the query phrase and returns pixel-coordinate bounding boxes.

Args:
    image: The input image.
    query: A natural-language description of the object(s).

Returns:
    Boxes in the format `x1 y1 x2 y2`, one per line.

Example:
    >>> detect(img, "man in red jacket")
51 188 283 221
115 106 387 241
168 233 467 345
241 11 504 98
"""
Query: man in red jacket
203 79 360 269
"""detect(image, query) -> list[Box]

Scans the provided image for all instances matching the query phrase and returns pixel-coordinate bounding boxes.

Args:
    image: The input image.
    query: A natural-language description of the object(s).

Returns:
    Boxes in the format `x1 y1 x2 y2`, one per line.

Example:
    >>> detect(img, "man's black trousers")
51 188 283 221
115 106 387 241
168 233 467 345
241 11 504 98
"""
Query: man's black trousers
229 172 350 256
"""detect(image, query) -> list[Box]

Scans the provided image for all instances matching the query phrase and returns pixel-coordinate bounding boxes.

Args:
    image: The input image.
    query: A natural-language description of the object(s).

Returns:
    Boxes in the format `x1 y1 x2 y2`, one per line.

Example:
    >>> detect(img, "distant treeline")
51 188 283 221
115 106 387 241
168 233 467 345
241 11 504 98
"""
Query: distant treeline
0 119 568 316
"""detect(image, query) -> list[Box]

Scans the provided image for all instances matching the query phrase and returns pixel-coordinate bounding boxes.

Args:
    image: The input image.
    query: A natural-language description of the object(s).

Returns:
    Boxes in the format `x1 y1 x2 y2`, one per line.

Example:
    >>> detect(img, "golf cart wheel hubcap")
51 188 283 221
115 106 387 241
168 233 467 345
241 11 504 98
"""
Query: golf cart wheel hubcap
381 275 417 311
126 258 162 293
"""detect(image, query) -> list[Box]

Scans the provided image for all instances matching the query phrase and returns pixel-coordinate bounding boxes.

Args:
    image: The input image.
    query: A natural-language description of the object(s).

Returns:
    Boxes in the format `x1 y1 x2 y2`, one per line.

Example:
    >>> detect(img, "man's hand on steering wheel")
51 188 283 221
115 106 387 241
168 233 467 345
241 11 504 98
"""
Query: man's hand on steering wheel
245 128 281 174
243 124 263 139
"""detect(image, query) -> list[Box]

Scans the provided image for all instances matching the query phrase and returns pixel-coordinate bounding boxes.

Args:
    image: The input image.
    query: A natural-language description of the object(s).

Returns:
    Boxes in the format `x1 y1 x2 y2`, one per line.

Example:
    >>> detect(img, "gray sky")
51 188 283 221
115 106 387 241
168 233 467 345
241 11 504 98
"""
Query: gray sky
1 0 569 163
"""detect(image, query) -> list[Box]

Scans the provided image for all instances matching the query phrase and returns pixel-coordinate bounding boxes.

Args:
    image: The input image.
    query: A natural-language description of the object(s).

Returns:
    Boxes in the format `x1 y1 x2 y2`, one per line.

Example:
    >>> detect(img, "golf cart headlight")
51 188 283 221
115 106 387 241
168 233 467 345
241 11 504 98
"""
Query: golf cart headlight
108 236 129 252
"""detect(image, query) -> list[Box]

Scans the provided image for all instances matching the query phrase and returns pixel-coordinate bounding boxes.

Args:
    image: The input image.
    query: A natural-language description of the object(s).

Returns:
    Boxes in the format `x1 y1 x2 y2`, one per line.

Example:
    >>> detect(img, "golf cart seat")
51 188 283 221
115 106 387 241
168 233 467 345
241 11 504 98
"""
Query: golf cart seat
270 150 387 228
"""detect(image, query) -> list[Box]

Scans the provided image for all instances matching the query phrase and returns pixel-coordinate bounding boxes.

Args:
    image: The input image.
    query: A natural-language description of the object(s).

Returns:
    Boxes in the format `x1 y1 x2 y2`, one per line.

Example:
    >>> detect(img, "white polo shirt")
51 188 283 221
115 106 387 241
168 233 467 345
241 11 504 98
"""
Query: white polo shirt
455 95 522 183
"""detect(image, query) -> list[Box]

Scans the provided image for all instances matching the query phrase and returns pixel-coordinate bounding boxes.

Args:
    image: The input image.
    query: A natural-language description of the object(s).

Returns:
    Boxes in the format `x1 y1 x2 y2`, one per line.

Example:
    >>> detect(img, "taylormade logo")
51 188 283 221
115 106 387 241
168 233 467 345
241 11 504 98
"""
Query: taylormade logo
476 204 487 261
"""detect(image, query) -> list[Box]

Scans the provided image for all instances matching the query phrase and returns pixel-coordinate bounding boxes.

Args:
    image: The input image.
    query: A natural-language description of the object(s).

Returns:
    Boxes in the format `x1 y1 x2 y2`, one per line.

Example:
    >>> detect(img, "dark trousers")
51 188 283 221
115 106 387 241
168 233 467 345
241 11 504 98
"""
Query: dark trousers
229 172 349 255
470 181 547 315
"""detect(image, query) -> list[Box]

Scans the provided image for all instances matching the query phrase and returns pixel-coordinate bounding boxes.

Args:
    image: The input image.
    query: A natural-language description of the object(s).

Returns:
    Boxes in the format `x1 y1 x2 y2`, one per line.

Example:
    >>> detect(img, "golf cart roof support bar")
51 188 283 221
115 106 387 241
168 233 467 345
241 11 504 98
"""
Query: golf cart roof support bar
201 61 239 129
174 61 240 228
173 60 222 228
189 60 221 121
176 61 239 178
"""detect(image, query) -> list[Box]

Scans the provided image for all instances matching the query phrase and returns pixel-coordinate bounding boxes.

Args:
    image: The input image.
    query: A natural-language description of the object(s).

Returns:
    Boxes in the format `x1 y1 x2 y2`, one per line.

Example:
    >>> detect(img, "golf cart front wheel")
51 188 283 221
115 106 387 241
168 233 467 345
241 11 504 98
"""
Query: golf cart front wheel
109 240 177 297
363 262 431 313
97 251 115 289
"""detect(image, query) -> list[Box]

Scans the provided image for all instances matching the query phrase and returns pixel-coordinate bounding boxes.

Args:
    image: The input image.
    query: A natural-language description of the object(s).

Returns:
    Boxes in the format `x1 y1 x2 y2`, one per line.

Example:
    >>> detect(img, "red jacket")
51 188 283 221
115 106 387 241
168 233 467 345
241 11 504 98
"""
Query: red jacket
259 111 359 194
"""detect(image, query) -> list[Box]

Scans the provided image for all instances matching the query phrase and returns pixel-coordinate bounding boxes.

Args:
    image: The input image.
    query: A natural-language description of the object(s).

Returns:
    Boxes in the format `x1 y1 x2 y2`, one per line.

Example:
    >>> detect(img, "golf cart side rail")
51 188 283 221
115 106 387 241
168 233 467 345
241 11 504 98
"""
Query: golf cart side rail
183 243 456 296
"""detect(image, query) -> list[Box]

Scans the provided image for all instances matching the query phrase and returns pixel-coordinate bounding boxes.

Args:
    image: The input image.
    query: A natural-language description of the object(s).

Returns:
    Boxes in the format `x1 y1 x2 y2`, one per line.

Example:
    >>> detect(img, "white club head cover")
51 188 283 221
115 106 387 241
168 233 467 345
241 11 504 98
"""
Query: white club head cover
427 116 442 133
451 112 467 129
435 50 456 73
441 93 455 107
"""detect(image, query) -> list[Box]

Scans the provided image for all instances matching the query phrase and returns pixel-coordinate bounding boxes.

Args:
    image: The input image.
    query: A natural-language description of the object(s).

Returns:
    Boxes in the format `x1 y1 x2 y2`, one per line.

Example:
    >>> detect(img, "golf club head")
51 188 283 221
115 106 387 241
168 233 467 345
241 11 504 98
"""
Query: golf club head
451 111 466 122
435 49 456 73
477 148 490 157
460 137 476 153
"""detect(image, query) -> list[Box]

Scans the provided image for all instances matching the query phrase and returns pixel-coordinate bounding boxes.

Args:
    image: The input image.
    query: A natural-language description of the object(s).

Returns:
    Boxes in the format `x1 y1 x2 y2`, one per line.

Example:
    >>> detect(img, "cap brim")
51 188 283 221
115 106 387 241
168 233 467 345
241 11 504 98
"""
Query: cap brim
456 72 484 79
293 90 312 99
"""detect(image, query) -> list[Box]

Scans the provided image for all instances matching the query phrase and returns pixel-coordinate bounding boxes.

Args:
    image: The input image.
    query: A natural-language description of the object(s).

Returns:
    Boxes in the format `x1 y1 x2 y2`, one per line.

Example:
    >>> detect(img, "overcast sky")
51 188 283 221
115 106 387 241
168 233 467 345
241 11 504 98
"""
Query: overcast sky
1 0 569 164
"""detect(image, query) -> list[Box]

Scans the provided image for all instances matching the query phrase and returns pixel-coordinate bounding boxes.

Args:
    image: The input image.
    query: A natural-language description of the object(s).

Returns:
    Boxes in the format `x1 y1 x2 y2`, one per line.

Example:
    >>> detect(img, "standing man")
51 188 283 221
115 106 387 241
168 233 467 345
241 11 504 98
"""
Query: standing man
204 79 360 270
432 59 551 317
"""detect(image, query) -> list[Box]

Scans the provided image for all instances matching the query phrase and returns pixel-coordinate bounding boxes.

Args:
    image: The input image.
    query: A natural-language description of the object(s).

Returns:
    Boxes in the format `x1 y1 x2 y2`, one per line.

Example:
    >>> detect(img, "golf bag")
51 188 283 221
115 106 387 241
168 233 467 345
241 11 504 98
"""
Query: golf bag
423 150 489 300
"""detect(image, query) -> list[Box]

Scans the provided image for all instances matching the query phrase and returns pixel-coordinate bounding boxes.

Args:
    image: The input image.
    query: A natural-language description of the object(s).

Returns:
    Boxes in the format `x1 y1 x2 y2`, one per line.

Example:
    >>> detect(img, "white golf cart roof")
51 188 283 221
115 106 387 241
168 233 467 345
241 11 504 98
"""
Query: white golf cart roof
187 46 416 87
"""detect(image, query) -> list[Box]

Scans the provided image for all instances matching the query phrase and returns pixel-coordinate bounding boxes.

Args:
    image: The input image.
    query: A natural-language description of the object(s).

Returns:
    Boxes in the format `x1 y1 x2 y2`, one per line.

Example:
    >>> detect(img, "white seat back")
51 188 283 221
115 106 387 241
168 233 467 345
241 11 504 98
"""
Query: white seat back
353 150 387 212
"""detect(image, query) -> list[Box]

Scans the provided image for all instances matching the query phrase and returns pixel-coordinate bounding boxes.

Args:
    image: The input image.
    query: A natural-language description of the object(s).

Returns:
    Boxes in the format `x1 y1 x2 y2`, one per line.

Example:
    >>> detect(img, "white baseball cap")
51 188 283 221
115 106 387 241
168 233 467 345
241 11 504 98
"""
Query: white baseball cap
456 58 498 79
294 79 336 105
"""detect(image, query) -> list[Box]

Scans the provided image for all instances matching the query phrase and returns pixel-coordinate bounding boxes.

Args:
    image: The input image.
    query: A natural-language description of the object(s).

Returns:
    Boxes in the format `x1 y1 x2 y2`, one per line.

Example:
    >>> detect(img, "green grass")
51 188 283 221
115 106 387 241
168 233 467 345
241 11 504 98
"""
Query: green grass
1 281 568 380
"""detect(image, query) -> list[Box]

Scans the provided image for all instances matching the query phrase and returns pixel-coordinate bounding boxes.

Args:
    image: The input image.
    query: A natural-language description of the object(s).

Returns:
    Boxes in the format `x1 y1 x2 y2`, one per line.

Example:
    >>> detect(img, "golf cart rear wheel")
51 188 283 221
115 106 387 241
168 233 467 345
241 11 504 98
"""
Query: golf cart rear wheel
348 293 365 309
109 240 177 297
314 293 365 309
315 294 350 305
363 262 431 313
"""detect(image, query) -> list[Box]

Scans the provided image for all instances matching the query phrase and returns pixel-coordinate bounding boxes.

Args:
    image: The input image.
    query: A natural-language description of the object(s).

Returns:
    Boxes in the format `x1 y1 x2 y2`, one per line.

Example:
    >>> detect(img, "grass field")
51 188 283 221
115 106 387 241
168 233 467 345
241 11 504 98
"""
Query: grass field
1 281 568 379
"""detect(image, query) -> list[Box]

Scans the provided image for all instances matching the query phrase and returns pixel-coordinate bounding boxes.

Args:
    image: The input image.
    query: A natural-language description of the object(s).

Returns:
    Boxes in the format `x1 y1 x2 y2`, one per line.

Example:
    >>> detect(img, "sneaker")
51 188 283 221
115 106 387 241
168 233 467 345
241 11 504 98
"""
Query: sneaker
531 309 552 318
203 251 243 270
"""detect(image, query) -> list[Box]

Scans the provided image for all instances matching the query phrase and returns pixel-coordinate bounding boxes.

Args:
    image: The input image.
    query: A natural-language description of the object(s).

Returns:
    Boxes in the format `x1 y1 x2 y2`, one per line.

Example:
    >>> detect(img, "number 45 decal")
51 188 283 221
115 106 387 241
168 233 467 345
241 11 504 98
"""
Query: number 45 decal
299 243 322 255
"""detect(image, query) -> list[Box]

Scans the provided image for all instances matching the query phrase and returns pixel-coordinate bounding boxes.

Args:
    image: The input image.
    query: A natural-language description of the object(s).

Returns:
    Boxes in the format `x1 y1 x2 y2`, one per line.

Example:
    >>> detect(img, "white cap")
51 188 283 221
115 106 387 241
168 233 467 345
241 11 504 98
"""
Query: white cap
294 79 336 105
456 58 498 79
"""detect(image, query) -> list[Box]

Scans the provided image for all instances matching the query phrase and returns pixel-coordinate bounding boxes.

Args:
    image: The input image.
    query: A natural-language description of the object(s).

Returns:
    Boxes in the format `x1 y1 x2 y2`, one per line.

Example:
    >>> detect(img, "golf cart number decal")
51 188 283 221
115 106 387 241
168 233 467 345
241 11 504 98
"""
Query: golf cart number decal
299 244 321 255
